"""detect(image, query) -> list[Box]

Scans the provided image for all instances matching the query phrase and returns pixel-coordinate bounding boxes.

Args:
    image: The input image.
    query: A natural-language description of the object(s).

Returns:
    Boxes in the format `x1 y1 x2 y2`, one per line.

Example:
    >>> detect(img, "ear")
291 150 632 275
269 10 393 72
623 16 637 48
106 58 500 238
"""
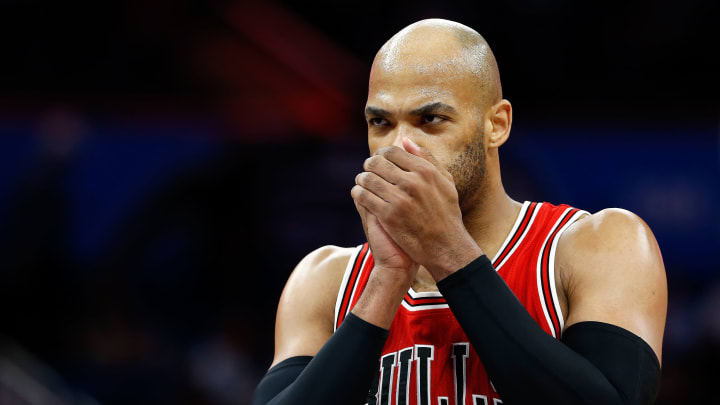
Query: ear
485 99 512 149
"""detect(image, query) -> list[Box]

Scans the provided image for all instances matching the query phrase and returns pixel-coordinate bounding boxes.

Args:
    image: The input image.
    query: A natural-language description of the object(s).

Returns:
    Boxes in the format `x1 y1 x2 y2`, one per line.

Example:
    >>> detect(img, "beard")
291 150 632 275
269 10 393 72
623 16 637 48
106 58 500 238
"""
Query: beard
447 129 487 213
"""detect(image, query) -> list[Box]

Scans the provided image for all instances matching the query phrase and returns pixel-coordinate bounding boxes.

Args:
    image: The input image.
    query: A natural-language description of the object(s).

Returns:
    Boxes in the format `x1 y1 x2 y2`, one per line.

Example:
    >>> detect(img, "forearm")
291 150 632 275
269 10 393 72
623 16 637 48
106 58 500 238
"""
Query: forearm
352 267 413 329
253 268 410 405
437 255 659 405
252 313 387 405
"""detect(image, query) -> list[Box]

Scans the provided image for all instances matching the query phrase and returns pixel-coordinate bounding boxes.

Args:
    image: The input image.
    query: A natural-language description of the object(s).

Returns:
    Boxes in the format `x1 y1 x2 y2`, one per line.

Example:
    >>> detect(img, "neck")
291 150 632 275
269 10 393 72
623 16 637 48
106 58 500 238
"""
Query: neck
461 175 521 260
412 160 521 291
411 178 520 292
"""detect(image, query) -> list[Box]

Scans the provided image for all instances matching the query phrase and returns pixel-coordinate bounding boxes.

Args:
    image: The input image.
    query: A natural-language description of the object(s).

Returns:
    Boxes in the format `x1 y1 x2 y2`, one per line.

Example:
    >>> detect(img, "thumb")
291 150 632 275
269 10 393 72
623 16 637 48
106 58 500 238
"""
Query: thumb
402 137 453 181
402 136 432 161
353 199 370 236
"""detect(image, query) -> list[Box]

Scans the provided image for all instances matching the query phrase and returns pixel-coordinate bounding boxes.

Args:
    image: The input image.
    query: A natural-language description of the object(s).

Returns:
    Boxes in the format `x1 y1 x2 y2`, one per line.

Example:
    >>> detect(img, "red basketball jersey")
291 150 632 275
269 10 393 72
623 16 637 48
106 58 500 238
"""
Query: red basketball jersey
334 201 589 405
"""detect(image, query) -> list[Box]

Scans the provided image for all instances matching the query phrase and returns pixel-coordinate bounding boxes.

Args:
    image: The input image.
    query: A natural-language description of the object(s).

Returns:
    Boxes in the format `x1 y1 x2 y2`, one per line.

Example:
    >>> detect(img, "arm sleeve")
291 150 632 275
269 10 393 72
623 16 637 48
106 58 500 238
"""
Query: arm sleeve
251 312 388 405
436 255 661 405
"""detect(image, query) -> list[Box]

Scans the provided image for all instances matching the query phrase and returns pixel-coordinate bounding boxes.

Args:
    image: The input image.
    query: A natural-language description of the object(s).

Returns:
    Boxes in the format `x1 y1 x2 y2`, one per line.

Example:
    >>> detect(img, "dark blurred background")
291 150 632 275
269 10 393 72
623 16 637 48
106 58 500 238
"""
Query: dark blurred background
0 0 717 404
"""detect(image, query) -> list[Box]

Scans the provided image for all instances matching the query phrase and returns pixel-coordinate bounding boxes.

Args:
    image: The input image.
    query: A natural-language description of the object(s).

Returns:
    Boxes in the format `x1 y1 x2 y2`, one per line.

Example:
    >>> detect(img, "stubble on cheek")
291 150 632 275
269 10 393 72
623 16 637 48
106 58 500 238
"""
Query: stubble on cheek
447 131 486 211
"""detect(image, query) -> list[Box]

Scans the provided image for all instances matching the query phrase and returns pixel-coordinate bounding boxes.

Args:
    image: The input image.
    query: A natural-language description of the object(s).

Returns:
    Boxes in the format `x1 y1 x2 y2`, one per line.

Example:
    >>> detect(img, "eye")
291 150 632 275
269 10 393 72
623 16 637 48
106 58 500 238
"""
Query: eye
421 115 445 125
368 117 389 126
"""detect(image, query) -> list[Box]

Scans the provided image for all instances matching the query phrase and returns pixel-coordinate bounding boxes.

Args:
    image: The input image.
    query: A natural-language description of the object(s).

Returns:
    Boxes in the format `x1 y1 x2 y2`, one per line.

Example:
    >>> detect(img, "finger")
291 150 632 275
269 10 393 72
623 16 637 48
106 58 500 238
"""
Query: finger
402 137 440 169
363 154 405 184
374 145 424 172
351 184 387 216
355 171 397 203
401 137 453 182
375 144 450 182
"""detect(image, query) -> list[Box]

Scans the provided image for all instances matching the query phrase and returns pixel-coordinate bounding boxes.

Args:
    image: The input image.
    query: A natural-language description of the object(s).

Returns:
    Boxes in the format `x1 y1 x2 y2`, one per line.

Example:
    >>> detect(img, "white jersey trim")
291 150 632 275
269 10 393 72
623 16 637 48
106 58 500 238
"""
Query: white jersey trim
491 201 531 266
494 202 542 271
345 250 372 323
334 244 364 332
403 286 449 311
536 209 572 338
535 208 589 338
400 300 449 311
548 209 590 334
407 287 442 298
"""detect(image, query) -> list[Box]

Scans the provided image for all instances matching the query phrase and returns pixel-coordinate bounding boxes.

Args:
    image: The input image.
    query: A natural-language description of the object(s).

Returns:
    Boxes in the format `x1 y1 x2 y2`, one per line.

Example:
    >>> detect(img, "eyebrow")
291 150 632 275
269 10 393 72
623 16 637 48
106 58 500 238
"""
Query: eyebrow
364 102 458 118
364 106 391 118
409 102 458 116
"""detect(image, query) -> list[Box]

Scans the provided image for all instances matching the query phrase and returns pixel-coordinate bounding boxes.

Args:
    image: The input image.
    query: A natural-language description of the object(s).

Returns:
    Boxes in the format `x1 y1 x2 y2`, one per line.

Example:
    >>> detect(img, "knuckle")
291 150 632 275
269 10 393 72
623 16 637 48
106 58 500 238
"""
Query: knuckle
377 155 389 168
419 162 437 180
357 172 368 185
368 156 393 176
378 158 395 173
377 146 403 161
353 186 366 200
364 172 379 188
387 146 402 157
414 163 429 176
376 146 394 157
383 208 399 225
394 195 409 211
400 179 418 196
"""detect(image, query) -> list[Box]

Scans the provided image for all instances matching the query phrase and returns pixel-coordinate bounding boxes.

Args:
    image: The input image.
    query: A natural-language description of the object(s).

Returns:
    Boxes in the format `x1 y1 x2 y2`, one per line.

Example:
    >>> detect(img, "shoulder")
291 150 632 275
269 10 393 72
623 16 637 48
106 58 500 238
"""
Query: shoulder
280 245 357 318
557 208 665 284
271 245 357 367
558 208 662 267
557 208 667 359
284 245 357 298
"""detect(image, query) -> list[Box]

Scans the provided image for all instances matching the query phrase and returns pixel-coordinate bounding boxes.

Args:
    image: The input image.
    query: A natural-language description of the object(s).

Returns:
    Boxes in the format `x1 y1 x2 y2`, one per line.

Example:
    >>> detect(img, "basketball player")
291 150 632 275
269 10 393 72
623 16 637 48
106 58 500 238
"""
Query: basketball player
252 19 666 405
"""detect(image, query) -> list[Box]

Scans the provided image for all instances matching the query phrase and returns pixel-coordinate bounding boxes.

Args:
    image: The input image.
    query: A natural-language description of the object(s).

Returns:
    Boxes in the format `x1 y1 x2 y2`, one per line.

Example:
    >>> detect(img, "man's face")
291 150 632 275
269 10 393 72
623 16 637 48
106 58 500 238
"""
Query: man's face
365 56 488 210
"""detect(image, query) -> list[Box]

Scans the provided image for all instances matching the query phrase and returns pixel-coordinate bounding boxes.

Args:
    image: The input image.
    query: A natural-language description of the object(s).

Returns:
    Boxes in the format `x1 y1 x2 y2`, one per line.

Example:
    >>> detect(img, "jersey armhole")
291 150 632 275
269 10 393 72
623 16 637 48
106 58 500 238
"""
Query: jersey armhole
548 210 590 336
334 244 364 332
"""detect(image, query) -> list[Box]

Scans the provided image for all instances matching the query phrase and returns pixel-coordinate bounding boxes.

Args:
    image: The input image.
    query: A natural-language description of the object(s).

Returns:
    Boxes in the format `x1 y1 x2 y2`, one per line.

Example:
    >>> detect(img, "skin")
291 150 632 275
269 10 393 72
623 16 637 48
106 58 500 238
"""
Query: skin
271 19 667 371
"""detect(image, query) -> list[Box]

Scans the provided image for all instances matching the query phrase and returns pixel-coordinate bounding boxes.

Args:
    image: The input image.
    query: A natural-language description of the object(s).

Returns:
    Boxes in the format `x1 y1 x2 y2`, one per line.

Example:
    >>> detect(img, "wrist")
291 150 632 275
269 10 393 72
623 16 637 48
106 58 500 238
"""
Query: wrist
373 264 416 283
427 239 484 282
365 265 416 299
352 265 415 329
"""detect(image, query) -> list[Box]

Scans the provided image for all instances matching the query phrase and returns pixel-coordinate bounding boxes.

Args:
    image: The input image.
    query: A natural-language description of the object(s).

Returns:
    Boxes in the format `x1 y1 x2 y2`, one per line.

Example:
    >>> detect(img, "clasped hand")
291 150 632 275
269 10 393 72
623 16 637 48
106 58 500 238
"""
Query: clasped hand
351 137 482 281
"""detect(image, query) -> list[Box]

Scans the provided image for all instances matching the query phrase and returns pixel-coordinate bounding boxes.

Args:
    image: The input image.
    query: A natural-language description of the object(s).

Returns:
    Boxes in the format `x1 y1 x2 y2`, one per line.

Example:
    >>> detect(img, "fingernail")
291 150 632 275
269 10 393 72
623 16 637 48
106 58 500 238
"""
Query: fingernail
405 137 419 148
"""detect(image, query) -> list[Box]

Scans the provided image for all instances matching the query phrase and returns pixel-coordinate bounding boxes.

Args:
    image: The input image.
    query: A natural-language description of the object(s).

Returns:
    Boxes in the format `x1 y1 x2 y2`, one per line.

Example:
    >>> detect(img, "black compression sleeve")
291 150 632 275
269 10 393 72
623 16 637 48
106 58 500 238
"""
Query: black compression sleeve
252 356 311 404
251 312 388 405
562 322 661 404
437 254 660 405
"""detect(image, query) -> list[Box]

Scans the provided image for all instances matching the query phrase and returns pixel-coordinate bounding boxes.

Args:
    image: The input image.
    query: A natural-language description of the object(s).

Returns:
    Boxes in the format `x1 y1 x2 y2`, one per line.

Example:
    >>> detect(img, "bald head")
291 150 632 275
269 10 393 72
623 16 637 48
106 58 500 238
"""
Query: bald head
365 20 512 211
372 19 502 108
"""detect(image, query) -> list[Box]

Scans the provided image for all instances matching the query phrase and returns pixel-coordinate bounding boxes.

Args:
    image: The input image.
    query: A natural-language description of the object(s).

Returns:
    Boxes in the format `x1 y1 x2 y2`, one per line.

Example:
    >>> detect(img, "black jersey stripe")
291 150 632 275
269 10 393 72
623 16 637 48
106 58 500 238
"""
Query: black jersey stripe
541 210 573 336
336 244 369 329
403 296 448 307
341 244 368 322
493 202 538 268
539 208 576 337
546 209 586 335
334 245 361 330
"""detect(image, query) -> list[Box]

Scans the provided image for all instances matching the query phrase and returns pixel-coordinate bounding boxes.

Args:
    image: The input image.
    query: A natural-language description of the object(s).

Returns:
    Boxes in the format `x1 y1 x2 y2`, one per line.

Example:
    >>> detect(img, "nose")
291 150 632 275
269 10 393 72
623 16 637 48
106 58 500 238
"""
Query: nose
391 133 405 150
390 123 414 150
